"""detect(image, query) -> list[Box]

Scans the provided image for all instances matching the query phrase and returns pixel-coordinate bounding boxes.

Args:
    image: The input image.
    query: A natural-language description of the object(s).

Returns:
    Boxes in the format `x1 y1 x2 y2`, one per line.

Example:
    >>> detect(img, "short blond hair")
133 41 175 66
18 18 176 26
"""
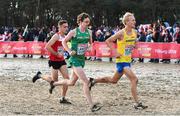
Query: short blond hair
122 12 134 25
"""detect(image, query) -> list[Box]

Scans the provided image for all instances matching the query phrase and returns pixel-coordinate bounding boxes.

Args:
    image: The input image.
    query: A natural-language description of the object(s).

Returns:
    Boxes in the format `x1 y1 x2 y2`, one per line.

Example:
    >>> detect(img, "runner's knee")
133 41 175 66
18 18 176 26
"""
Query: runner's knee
83 80 89 86
136 78 138 84
132 77 138 84
63 76 69 79
111 79 118 84
68 80 76 86
52 78 58 81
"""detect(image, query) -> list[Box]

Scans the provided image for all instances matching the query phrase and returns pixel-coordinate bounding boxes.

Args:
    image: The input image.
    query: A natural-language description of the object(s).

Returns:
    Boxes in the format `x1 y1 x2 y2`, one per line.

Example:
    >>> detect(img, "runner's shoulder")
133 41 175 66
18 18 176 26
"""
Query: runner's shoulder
51 33 59 41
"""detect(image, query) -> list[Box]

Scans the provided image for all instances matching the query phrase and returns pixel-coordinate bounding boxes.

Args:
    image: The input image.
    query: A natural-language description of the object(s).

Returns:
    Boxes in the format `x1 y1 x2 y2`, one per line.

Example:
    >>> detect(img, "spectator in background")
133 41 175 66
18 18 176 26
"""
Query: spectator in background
104 31 113 62
11 28 19 58
149 22 162 63
0 30 5 41
104 31 112 40
174 26 180 43
52 25 57 33
174 26 180 64
18 28 24 41
38 28 47 58
33 27 40 42
95 29 104 42
0 29 7 58
138 26 146 63
24 28 35 58
47 31 55 42
3 31 12 58
94 29 104 61
146 29 153 42
38 28 47 42
22 27 28 58
160 29 172 63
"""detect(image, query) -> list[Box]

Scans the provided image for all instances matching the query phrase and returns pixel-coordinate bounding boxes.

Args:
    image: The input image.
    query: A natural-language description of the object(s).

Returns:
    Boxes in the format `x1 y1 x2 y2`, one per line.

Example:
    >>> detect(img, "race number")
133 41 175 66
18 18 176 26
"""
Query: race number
125 46 132 56
57 46 64 55
77 44 88 55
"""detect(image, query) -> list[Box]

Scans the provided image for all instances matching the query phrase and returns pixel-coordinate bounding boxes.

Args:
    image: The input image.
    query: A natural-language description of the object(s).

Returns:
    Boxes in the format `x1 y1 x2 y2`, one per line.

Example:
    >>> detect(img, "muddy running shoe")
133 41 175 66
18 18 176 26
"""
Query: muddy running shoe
32 71 42 83
91 104 102 112
49 81 55 94
89 78 95 91
59 97 72 104
133 102 148 110
177 60 180 64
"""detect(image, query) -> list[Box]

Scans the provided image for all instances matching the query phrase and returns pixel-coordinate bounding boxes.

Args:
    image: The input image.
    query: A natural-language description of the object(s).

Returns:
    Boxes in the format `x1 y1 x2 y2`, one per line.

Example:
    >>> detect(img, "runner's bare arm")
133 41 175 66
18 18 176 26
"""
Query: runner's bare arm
106 30 123 50
134 30 138 48
45 34 59 56
62 30 76 55
105 30 123 57
88 30 93 45
88 29 93 50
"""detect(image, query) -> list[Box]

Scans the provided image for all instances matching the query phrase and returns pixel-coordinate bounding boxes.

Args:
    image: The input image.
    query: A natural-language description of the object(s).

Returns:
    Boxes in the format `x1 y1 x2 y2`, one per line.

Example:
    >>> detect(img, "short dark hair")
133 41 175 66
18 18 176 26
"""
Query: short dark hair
58 20 68 26
77 12 91 24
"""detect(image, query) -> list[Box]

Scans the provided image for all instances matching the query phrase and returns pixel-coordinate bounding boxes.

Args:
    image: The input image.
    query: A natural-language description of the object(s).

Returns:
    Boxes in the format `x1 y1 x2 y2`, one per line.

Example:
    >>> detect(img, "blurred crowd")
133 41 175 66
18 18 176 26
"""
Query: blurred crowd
0 21 180 63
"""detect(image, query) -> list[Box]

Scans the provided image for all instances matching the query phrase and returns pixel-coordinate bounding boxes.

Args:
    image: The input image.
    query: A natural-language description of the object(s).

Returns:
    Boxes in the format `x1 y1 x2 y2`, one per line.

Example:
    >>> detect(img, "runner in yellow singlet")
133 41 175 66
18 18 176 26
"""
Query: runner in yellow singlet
89 12 148 109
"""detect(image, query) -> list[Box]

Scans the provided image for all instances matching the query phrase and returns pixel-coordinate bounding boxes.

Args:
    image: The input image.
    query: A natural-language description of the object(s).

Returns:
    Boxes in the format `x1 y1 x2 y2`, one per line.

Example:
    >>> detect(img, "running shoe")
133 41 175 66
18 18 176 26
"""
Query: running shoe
91 103 102 112
89 78 95 91
133 102 148 109
49 81 55 94
32 71 42 83
59 97 72 104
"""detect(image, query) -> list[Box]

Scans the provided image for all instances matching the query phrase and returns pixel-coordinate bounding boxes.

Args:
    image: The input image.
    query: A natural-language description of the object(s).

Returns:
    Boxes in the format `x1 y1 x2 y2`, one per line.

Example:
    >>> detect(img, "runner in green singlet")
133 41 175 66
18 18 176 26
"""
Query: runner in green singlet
62 12 102 112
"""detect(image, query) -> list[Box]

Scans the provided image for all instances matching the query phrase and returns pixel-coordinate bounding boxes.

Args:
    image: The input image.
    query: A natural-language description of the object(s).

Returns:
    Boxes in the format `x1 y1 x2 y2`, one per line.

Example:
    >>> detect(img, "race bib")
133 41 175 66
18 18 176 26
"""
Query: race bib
124 46 132 56
77 44 88 55
57 46 64 55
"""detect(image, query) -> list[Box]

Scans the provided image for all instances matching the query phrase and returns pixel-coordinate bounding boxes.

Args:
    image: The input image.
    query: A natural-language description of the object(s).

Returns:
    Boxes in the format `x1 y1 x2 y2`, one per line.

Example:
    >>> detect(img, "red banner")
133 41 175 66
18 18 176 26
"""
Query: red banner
95 42 111 57
132 42 180 59
0 42 48 55
85 42 96 56
0 42 180 59
94 42 180 59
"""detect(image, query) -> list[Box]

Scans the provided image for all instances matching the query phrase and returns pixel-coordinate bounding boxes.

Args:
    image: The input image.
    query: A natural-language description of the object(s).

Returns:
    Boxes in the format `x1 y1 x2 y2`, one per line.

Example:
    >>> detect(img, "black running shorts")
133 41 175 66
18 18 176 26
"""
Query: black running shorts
48 60 66 69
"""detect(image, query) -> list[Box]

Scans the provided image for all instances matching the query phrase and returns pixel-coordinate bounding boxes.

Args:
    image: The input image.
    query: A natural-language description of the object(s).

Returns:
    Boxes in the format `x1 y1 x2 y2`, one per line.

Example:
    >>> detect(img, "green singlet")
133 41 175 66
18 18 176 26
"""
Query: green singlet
68 27 90 68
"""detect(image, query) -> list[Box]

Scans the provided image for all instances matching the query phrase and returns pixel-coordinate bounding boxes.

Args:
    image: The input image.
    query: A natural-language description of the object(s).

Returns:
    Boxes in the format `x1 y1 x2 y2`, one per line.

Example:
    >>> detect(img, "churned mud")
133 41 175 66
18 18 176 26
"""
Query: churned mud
0 57 180 115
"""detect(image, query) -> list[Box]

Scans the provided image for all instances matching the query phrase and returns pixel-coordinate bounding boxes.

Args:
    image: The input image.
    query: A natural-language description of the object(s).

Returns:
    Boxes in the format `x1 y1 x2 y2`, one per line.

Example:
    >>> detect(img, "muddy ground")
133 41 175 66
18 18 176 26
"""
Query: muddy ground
0 56 180 115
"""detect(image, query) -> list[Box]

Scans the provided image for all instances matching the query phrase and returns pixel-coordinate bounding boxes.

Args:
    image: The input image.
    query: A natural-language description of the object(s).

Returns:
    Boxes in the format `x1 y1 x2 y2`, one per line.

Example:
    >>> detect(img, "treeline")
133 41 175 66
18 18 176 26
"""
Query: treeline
0 0 179 27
